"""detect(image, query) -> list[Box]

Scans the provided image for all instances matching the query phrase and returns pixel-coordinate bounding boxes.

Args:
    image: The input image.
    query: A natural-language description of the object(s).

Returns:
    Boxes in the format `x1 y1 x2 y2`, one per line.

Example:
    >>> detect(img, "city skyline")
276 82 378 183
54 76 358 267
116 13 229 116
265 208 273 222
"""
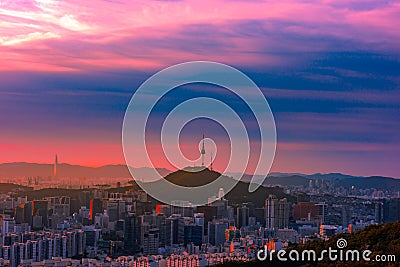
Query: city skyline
1 0 399 177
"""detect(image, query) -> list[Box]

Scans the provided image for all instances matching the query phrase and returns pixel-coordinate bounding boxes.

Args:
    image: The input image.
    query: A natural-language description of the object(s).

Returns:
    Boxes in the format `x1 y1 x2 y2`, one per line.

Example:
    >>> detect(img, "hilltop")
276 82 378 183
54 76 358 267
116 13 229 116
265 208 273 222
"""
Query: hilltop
158 168 295 207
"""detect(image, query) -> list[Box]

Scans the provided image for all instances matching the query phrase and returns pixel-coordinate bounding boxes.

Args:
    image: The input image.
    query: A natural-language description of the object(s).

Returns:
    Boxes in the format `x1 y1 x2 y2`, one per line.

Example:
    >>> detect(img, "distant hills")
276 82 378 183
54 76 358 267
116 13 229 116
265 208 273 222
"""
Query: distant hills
0 162 170 181
228 172 400 191
0 162 399 191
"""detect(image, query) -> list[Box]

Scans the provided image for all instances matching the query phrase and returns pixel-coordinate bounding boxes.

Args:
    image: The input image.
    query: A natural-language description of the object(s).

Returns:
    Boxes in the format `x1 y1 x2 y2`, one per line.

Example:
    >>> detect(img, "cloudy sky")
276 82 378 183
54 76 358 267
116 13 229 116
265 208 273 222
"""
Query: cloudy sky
0 0 399 177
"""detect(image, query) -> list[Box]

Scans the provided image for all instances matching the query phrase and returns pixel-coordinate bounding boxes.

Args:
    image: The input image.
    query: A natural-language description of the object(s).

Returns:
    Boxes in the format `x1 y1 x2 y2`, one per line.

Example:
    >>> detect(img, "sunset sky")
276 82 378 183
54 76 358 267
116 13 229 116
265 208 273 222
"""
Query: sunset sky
0 0 399 177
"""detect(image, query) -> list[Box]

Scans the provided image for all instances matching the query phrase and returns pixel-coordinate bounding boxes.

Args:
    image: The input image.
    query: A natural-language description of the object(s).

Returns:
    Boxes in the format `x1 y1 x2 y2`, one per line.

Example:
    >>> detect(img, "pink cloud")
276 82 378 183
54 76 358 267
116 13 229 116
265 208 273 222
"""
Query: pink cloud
0 0 399 71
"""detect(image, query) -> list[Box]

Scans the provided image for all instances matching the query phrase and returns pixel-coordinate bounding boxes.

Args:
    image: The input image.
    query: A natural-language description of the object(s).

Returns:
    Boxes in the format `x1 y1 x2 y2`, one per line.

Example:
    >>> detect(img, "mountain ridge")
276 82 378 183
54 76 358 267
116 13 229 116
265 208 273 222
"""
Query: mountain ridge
0 162 398 190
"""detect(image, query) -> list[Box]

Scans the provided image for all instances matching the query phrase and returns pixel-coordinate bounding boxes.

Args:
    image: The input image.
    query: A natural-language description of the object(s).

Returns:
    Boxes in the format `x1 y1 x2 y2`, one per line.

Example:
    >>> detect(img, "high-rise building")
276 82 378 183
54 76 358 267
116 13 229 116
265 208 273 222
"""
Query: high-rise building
236 205 249 228
54 154 58 178
196 205 217 236
316 203 327 225
265 195 278 229
1 218 15 238
341 206 352 227
170 201 194 217
383 198 400 223
265 195 290 229
375 202 383 224
167 215 184 245
277 198 290 229
14 205 25 224
106 199 125 222
143 228 159 255
124 213 138 254
32 200 49 228
184 224 203 246
89 198 103 221
153 214 168 247
47 196 70 220
208 220 229 246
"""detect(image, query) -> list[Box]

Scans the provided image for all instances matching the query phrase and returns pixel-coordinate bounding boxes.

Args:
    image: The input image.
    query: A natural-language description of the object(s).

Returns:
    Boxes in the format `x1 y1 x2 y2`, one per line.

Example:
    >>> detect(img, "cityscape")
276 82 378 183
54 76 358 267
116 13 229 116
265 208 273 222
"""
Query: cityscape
0 155 399 266
1 0 400 266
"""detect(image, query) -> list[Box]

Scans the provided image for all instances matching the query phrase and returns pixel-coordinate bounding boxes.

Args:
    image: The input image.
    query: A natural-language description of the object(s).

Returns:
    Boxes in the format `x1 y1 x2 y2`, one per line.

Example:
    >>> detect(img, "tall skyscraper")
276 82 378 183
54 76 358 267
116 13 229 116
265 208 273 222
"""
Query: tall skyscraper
375 202 383 224
236 205 249 228
383 198 400 223
54 154 58 178
265 195 278 229
277 198 290 229
124 213 137 254
208 220 229 246
316 202 327 225
167 215 184 245
89 198 103 221
265 196 290 229
1 218 15 237
184 224 203 246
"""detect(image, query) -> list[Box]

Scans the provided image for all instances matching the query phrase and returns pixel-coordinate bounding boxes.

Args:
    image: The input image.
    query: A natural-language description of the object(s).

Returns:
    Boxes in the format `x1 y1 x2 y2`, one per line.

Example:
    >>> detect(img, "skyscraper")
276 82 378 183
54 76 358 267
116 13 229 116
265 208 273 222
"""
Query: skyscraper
375 202 383 224
89 198 103 221
184 224 203 246
54 154 58 178
208 220 229 246
383 198 400 223
143 228 159 255
277 198 290 229
167 215 184 245
265 195 278 229
124 213 137 254
236 205 249 228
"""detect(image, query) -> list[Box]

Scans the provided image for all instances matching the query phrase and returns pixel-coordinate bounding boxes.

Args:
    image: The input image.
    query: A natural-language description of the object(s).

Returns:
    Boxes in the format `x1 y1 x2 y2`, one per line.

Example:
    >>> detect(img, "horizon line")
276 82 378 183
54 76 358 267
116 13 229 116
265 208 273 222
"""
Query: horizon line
0 161 398 179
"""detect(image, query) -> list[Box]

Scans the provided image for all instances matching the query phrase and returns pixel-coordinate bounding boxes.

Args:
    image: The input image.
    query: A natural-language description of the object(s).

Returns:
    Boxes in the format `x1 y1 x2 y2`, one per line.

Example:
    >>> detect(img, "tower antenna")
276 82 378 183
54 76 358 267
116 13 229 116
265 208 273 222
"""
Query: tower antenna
201 134 206 166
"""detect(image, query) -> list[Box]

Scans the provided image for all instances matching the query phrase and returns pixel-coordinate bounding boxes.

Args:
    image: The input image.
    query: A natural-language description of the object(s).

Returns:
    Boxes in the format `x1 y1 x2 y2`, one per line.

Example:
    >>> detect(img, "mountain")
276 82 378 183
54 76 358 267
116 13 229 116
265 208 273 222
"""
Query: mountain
1 162 398 191
156 168 295 206
336 176 400 190
0 162 171 181
229 173 311 187
164 167 221 187
226 172 400 191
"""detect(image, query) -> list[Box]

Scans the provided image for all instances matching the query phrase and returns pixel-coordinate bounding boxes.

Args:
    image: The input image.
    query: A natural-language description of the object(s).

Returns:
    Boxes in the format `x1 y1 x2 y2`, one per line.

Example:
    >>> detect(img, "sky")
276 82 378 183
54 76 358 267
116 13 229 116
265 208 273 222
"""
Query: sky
0 0 399 177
